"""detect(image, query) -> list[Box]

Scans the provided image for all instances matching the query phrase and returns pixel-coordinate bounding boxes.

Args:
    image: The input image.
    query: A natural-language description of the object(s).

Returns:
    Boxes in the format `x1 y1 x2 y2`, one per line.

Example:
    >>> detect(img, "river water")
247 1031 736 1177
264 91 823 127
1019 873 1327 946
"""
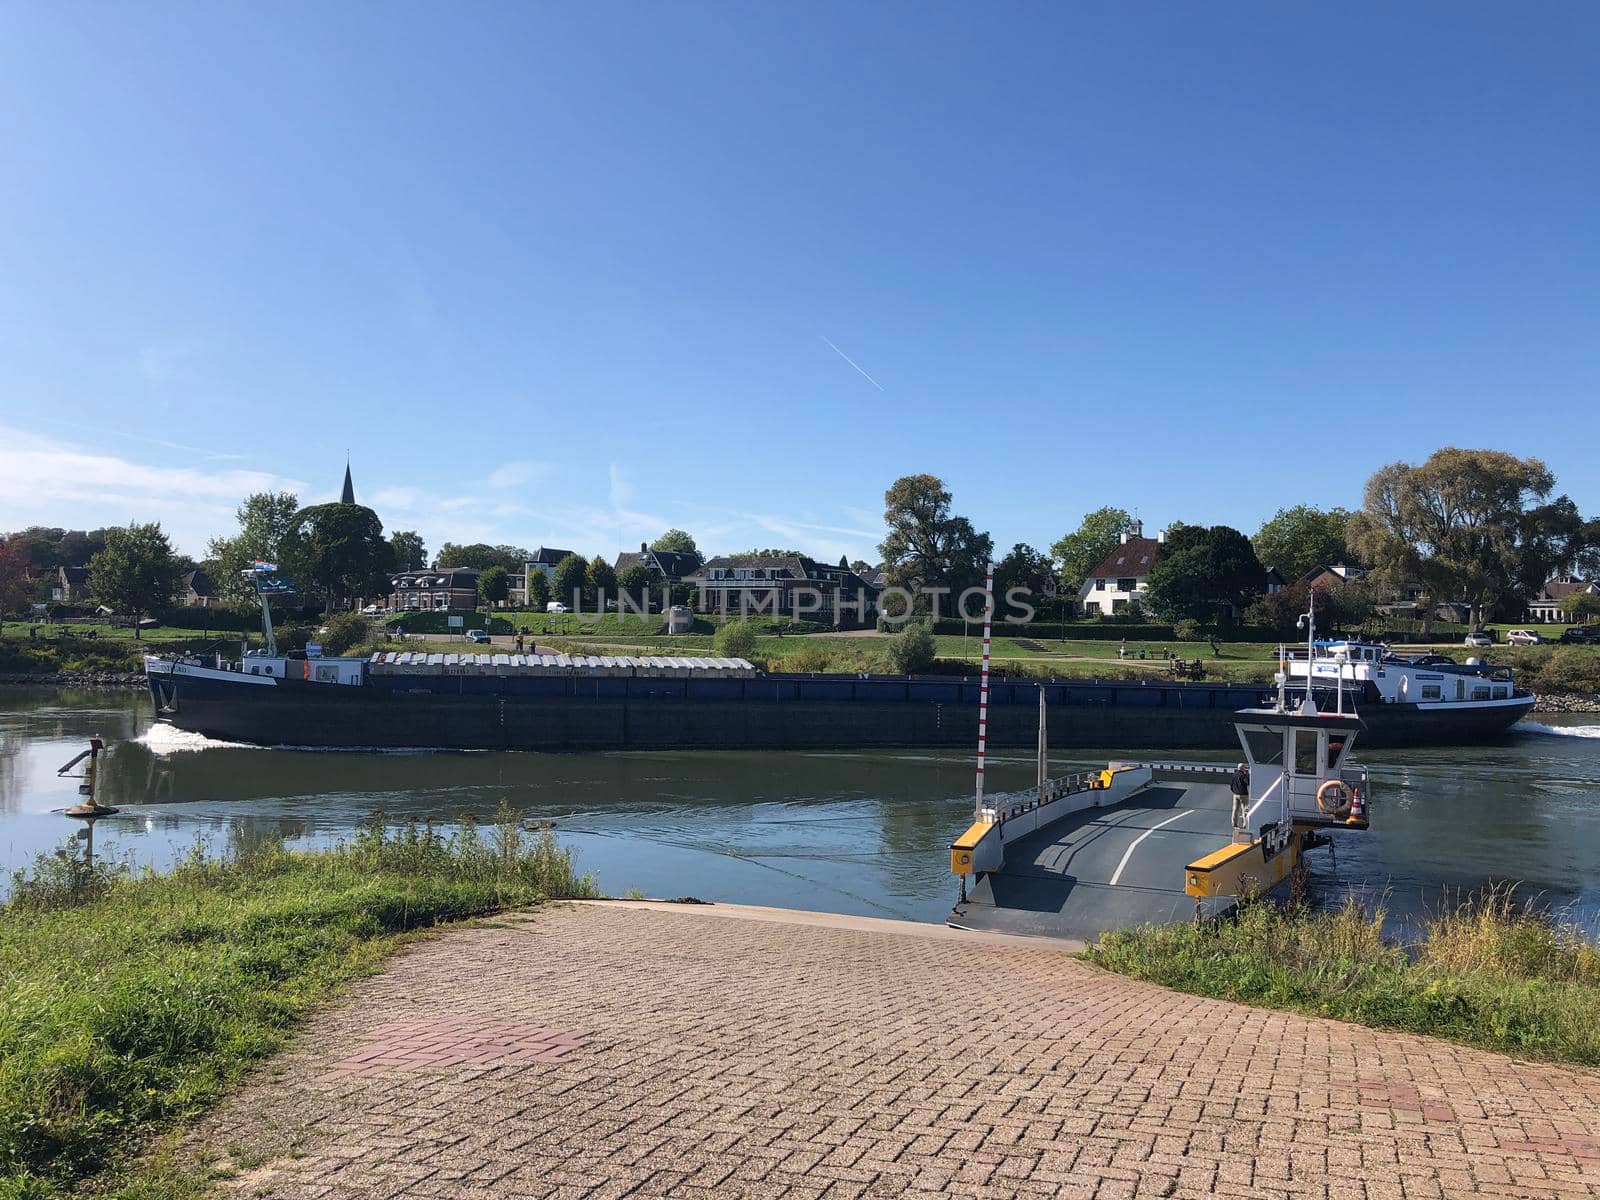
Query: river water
3 688 1598 927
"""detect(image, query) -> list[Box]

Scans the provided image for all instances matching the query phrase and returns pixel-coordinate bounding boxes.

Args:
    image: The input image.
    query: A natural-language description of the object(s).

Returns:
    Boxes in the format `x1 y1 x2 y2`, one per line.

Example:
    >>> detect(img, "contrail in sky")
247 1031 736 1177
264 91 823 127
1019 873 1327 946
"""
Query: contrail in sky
821 335 885 392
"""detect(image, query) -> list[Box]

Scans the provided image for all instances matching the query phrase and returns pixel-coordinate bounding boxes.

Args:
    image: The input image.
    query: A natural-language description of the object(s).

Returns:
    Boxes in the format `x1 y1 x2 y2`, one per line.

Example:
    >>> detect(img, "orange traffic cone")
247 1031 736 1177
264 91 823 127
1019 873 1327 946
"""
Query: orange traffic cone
1349 788 1365 824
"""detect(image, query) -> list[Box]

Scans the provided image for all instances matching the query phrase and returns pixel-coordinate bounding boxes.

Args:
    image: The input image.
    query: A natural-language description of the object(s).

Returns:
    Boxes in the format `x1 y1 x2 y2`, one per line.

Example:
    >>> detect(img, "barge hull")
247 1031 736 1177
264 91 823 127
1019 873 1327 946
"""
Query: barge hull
151 672 1534 751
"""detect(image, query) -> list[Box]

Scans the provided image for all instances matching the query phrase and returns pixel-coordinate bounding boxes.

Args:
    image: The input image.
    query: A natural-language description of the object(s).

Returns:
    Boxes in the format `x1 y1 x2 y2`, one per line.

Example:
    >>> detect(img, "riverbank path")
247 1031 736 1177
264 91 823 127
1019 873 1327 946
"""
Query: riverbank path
195 901 1600 1198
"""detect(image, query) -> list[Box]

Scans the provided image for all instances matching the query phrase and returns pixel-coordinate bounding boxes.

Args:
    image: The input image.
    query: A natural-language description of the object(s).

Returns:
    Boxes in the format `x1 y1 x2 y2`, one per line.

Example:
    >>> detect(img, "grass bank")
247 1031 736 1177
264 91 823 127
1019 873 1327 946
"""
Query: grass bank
1087 890 1600 1065
0 810 593 1198
0 638 146 676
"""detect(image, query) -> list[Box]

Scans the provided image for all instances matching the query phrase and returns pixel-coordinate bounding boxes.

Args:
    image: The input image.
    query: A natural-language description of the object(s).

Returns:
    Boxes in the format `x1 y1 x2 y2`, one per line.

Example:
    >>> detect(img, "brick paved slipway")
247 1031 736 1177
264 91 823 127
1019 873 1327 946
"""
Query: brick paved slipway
193 901 1600 1199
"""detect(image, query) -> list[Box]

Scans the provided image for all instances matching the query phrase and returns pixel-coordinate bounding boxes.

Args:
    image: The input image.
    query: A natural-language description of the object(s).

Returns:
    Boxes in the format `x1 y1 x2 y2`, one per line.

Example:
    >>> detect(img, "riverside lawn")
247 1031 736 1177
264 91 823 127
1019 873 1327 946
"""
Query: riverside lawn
1087 889 1600 1067
0 807 593 1200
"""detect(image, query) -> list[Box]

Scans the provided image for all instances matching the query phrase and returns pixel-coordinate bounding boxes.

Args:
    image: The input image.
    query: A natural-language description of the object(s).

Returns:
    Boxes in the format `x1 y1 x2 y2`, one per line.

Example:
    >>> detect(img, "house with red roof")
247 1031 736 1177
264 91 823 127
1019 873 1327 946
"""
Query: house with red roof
1079 524 1166 616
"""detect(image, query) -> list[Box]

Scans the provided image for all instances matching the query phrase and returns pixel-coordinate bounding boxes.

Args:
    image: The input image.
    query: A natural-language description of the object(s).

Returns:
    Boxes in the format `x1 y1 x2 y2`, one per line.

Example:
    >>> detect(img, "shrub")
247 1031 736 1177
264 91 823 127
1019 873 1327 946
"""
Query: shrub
1539 646 1600 693
1174 618 1203 642
318 613 373 657
712 619 758 659
885 621 936 674
783 644 838 674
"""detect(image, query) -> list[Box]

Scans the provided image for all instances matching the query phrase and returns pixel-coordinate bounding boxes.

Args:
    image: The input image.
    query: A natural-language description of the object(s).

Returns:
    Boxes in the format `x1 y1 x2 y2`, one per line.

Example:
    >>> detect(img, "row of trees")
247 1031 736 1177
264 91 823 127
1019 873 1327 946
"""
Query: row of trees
877 449 1597 631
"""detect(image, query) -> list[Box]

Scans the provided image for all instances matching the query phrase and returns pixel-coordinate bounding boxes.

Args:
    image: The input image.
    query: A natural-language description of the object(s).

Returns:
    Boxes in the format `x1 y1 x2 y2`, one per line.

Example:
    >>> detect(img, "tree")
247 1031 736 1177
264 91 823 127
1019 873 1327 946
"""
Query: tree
88 523 183 638
550 554 588 609
1511 498 1597 608
0 538 33 615
279 503 395 611
54 529 110 569
1561 592 1600 623
586 556 617 606
1346 449 1558 630
527 570 552 611
885 621 937 674
650 529 701 563
1143 525 1265 624
850 559 873 575
434 543 531 573
993 543 1054 600
207 492 301 607
479 565 510 607
713 619 758 659
1246 578 1374 635
878 474 993 602
3 527 110 573
1251 506 1355 581
617 562 653 609
389 530 427 572
1049 508 1139 597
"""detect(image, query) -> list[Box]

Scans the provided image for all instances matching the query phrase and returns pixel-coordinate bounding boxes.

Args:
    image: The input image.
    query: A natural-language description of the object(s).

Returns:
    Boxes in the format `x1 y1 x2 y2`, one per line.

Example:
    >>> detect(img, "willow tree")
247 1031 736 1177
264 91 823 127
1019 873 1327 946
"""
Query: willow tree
1346 448 1557 631
878 474 993 602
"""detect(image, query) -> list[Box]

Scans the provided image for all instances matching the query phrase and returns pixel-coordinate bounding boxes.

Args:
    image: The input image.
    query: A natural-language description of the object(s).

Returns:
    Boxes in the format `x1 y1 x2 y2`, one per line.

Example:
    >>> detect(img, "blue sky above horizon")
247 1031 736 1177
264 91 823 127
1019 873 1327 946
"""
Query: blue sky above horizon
2 3 1596 562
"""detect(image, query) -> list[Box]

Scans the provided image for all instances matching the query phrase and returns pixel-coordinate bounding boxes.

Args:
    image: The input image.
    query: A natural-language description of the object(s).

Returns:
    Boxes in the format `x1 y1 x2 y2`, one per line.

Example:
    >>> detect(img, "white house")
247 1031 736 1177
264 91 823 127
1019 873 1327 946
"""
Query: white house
1526 576 1597 623
1079 527 1166 616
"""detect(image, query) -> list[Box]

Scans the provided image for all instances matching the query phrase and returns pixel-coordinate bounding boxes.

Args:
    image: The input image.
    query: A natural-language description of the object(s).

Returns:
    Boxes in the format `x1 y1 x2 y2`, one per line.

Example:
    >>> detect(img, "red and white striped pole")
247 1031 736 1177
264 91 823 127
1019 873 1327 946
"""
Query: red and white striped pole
974 561 995 820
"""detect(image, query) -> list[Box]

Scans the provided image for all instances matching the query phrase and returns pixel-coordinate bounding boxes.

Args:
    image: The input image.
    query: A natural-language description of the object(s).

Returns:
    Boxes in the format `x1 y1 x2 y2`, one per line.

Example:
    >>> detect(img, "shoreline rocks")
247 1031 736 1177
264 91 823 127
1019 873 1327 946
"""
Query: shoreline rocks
1532 689 1600 714
0 672 146 688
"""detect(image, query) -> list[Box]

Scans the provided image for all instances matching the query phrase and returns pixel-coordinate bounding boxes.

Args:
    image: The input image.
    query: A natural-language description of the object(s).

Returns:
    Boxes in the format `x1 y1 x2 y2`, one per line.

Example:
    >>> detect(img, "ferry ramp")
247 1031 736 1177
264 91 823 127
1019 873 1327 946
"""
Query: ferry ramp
951 774 1239 941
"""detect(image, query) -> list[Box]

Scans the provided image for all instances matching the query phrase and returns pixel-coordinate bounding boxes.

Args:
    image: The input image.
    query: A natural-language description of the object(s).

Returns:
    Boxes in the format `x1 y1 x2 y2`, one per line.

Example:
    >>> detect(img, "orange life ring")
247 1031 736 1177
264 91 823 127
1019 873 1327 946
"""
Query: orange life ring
1316 778 1352 817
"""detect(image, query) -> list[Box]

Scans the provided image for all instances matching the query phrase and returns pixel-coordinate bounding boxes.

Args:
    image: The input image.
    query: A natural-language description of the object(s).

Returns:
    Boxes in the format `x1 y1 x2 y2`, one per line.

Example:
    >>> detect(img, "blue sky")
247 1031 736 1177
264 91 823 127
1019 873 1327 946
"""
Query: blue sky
2 3 1596 562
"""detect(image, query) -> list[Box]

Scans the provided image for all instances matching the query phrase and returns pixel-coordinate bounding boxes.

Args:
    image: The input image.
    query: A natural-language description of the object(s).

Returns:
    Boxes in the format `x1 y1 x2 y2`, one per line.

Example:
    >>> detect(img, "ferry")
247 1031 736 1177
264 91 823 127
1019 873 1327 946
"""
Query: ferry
1282 638 1534 738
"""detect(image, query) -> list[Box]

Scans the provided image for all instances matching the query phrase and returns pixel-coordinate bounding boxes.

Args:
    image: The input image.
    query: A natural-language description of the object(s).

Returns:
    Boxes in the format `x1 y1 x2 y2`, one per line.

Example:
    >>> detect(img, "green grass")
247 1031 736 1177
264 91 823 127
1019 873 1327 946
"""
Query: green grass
0 809 593 1198
1087 889 1600 1065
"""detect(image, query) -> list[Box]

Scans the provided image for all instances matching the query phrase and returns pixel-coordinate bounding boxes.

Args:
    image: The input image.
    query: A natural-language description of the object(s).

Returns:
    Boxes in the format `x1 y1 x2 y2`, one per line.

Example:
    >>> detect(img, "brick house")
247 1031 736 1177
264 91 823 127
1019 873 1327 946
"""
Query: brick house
686 555 879 627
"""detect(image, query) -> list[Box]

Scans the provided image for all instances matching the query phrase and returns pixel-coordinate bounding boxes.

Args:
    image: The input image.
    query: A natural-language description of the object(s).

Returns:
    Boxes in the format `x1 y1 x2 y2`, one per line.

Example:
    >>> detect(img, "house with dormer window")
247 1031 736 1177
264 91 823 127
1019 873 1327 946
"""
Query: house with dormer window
686 555 879 627
1078 526 1166 616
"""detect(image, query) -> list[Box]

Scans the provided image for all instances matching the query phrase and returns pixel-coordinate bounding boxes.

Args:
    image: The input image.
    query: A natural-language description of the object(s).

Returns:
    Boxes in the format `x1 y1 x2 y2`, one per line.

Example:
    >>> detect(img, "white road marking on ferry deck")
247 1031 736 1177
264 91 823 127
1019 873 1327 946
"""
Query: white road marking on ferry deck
1108 810 1193 886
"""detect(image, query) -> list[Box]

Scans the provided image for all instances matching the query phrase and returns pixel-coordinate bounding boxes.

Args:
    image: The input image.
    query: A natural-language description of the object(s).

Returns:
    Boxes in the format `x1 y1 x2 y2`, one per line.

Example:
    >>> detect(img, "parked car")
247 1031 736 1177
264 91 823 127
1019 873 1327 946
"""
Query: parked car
1463 630 1493 647
466 628 490 644
1559 626 1600 645
546 602 568 614
1504 629 1543 646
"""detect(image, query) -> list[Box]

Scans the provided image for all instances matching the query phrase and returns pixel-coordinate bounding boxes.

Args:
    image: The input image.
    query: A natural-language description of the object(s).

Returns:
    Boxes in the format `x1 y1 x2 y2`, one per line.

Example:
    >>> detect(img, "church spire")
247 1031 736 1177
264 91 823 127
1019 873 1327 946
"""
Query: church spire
340 459 355 505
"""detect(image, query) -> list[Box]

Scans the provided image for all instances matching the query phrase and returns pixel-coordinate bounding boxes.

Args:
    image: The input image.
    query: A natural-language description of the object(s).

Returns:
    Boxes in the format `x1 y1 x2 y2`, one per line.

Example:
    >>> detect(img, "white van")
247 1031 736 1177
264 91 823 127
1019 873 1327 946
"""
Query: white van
545 601 568 614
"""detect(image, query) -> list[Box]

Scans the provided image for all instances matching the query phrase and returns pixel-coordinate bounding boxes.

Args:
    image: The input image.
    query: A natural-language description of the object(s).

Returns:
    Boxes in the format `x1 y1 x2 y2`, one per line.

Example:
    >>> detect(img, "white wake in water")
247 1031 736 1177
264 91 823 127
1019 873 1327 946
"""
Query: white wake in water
137 724 249 753
1520 722 1600 739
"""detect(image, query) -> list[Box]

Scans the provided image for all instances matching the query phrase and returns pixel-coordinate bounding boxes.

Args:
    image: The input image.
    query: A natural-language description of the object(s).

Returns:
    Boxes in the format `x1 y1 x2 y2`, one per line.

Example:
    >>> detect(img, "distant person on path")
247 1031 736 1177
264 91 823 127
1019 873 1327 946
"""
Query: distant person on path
1119 638 1127 660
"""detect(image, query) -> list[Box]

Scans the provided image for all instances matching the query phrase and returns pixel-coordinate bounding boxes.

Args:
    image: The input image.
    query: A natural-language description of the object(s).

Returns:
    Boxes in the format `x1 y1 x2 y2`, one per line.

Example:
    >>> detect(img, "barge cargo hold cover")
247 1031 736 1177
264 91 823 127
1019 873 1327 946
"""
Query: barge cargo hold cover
146 649 1533 752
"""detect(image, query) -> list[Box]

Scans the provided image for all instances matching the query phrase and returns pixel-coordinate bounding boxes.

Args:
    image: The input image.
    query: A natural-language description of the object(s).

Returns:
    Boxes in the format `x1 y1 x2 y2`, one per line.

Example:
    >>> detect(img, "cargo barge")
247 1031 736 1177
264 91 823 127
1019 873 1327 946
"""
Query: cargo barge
144 646 1532 752
144 565 1534 753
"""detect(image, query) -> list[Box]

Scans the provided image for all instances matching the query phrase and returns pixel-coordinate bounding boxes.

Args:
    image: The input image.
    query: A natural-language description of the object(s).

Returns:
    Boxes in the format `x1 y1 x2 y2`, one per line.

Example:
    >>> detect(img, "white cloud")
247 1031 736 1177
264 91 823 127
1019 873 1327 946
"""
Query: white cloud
0 424 308 555
0 426 887 568
486 461 543 489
